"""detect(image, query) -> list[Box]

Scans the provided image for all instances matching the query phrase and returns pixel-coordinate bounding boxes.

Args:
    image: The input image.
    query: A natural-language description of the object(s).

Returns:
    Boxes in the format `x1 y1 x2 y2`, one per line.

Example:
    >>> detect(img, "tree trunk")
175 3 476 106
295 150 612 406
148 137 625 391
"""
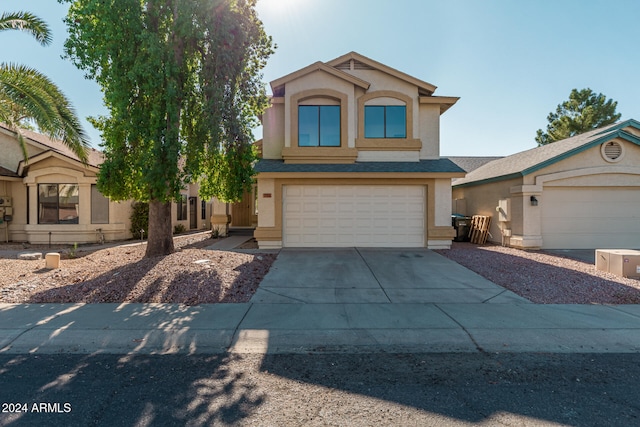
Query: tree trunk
146 199 174 257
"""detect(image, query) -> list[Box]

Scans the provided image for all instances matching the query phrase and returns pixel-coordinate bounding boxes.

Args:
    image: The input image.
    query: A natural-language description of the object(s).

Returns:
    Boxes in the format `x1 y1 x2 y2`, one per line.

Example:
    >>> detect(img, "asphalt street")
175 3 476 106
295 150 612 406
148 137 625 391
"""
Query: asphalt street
1 352 640 426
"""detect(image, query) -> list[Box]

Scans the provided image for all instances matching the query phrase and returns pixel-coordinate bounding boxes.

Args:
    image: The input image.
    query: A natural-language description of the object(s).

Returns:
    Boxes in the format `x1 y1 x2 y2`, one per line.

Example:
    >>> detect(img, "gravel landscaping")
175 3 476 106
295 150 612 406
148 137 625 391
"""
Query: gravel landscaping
2 236 639 305
436 242 640 304
0 232 276 305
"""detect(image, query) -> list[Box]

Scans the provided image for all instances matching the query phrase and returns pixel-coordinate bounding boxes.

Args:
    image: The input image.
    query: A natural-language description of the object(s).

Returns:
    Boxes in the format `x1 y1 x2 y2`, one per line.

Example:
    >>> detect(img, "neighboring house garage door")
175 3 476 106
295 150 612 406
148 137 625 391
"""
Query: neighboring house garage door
541 187 640 249
283 185 425 247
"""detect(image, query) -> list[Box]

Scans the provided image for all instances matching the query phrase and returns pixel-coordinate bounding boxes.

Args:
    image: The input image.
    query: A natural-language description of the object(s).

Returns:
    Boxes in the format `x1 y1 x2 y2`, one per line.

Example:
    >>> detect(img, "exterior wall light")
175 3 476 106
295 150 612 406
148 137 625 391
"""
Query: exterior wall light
530 196 538 206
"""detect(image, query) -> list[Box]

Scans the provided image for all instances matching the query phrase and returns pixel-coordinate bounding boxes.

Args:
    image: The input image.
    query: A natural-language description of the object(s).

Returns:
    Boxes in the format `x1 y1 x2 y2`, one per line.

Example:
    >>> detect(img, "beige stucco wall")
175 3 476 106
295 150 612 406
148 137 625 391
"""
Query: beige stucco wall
434 178 453 227
531 139 640 185
262 102 285 159
452 176 522 245
419 104 440 159
256 178 276 228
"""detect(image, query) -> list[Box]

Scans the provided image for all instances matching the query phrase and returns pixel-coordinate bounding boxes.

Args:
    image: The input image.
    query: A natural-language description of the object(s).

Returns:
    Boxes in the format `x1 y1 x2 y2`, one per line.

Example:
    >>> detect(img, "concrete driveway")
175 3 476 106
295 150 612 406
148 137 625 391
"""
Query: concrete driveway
250 248 530 304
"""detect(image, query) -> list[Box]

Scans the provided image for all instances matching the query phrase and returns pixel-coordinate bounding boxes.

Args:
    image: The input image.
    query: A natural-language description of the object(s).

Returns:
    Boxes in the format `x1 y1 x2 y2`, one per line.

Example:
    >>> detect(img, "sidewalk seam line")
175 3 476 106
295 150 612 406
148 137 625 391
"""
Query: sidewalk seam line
258 288 308 304
355 247 392 303
434 304 485 353
482 289 508 304
229 303 254 350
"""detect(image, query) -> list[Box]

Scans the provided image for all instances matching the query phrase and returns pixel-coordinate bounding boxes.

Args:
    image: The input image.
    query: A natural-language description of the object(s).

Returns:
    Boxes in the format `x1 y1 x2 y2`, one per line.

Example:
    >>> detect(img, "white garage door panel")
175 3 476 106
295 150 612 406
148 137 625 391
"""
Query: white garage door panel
284 185 425 247
542 187 640 249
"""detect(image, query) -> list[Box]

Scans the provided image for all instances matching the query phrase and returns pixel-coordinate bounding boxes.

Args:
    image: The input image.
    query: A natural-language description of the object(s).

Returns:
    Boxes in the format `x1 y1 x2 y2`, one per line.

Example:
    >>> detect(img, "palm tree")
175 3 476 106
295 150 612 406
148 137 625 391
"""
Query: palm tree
0 11 89 163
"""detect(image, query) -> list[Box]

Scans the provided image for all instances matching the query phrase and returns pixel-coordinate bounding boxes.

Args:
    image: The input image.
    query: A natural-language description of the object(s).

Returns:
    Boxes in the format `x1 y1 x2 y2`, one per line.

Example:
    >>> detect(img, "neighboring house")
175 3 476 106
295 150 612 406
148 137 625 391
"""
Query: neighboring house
253 51 464 249
0 125 213 244
452 119 640 249
448 156 504 175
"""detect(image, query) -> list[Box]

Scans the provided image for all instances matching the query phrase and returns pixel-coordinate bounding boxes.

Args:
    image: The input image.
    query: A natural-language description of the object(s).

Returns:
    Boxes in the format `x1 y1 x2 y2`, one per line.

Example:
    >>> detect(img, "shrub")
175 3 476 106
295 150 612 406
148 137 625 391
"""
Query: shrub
173 224 186 235
130 202 149 239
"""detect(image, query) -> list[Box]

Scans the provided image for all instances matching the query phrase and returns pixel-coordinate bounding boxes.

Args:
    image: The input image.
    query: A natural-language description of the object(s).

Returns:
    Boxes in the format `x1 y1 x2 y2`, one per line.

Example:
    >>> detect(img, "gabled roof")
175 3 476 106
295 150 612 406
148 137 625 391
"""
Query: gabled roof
270 61 371 96
0 124 104 172
270 51 443 97
453 119 640 188
17 149 100 176
327 51 437 96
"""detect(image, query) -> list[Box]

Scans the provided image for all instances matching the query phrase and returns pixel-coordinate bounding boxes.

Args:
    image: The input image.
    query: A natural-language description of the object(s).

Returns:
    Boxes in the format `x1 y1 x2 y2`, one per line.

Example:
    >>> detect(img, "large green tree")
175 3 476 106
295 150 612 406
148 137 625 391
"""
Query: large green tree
62 0 273 257
535 88 621 146
0 11 89 162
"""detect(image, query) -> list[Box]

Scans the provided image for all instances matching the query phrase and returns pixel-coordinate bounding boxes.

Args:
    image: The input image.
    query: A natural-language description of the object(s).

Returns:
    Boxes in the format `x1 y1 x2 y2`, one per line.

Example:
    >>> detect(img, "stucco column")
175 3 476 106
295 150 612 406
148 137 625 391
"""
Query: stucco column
210 198 230 236
78 183 91 225
510 185 543 249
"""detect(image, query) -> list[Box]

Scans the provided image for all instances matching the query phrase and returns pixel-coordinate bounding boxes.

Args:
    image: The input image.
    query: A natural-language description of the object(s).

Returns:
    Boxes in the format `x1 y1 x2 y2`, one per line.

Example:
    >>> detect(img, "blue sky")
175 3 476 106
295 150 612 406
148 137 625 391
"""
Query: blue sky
3 0 640 156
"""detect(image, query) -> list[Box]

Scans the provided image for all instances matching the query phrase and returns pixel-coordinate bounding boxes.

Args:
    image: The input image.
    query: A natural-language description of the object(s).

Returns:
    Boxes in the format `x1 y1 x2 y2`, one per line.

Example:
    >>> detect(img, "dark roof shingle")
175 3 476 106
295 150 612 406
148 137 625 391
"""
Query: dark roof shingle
255 159 465 174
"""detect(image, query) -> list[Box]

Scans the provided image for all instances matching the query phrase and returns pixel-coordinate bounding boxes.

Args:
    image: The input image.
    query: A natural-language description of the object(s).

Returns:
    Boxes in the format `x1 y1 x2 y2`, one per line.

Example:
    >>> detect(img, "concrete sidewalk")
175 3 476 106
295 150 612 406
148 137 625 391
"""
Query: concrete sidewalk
2 302 640 354
3 247 640 355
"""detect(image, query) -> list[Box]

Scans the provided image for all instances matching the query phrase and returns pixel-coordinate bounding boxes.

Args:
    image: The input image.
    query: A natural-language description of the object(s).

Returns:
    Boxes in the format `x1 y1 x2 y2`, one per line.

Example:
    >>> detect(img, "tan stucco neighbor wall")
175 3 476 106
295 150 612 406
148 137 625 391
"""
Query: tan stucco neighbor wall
453 139 640 249
452 176 521 246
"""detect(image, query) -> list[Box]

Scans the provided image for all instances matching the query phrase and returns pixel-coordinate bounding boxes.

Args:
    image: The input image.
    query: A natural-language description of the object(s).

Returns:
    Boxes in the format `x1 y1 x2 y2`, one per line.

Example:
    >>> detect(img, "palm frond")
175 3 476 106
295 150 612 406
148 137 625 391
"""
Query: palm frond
0 11 51 45
0 63 89 163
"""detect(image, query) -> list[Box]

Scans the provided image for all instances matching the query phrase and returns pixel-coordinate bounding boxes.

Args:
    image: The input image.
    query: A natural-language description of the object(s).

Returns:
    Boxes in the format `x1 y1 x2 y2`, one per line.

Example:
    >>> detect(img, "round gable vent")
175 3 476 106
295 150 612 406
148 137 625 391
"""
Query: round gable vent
601 141 624 162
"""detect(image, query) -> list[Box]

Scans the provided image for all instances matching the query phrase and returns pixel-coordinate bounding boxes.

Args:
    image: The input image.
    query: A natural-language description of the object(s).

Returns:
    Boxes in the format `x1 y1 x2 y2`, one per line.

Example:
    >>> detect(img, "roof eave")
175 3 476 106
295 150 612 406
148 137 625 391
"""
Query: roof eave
18 150 100 176
454 128 640 188
419 96 460 114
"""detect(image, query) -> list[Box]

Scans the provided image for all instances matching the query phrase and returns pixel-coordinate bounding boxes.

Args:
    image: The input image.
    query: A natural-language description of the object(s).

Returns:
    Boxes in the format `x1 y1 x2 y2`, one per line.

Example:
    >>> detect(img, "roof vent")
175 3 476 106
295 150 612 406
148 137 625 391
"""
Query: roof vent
601 141 624 162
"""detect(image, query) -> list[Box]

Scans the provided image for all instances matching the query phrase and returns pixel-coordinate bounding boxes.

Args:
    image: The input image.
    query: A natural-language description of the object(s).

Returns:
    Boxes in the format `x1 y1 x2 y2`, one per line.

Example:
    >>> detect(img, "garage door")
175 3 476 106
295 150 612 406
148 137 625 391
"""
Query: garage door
541 187 640 249
283 185 425 247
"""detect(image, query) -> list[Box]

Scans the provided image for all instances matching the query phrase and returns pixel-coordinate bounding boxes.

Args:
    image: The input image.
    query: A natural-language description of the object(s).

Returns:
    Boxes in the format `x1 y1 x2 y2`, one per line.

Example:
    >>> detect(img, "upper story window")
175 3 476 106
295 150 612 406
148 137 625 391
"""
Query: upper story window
364 105 406 138
298 105 340 147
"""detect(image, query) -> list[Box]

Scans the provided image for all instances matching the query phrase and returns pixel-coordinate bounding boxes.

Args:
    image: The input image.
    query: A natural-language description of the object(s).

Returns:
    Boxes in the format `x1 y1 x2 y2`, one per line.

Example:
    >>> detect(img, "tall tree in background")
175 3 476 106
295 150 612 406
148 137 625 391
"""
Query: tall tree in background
535 88 621 146
62 0 273 257
0 11 89 162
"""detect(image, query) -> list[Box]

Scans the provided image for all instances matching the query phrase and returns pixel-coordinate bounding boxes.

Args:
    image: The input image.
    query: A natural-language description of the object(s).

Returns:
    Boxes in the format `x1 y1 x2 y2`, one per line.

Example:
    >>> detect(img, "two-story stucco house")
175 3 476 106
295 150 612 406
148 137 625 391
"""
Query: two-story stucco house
253 52 464 249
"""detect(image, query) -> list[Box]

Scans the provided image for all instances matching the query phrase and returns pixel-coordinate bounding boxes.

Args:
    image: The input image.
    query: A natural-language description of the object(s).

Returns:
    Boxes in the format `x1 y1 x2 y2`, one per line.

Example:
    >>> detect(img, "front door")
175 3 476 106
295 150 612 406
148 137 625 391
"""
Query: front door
189 197 197 229
231 191 252 227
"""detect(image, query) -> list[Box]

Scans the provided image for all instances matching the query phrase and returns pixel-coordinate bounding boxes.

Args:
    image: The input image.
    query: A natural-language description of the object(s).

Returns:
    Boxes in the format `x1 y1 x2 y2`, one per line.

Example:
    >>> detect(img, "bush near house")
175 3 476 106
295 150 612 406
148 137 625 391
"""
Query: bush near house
130 202 149 240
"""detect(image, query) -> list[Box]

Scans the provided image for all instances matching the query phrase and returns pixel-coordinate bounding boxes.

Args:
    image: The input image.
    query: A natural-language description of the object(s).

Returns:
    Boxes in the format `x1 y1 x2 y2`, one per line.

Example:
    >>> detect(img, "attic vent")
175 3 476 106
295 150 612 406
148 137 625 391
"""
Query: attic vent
353 60 374 70
334 61 351 70
601 141 624 162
